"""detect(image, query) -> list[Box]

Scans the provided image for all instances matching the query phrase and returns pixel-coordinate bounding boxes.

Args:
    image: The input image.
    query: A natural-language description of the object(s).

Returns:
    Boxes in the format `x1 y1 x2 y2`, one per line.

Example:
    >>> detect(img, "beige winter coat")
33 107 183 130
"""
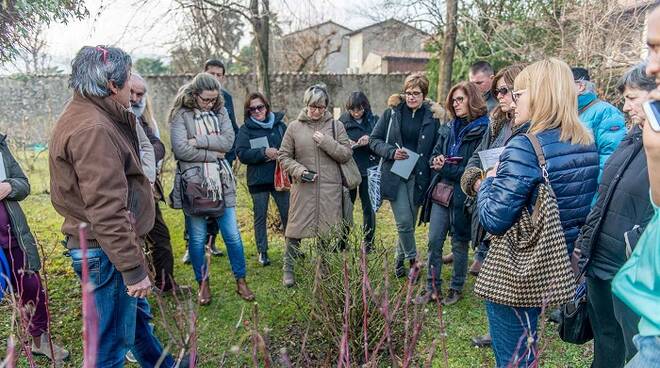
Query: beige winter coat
278 109 353 239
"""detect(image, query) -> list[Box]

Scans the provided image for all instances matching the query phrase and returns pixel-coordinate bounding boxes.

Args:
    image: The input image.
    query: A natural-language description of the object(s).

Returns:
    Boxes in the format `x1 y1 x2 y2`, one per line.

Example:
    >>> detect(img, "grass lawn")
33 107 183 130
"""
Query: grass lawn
0 155 593 367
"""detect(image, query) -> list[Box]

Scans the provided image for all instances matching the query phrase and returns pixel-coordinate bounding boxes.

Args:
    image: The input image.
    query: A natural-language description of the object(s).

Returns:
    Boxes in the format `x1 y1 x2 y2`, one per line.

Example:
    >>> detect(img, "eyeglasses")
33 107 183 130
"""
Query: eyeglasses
405 91 423 98
495 86 511 97
512 89 526 104
249 104 266 113
308 105 327 112
452 96 465 105
196 94 217 105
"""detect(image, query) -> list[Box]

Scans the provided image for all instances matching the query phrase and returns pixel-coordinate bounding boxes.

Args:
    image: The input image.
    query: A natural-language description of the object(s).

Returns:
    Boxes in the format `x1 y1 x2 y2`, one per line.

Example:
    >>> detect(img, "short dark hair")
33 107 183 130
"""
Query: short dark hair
345 91 372 113
204 59 226 74
244 92 271 118
571 67 590 82
470 61 494 76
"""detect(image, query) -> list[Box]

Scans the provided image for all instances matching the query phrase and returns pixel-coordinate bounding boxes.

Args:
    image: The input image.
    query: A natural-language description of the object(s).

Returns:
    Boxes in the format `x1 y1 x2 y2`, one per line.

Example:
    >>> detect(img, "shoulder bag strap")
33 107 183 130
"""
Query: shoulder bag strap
376 109 395 171
525 133 552 223
578 98 599 115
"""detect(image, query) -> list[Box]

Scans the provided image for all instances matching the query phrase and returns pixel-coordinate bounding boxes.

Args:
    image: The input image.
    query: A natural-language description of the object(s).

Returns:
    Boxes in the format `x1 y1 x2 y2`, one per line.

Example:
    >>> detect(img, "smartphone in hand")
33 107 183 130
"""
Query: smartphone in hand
643 100 660 132
301 170 317 182
445 156 464 164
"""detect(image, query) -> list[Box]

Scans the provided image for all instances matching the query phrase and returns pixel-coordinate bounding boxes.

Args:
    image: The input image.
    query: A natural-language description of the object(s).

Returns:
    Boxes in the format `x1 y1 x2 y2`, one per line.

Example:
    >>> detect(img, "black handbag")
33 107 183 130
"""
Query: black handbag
558 277 592 344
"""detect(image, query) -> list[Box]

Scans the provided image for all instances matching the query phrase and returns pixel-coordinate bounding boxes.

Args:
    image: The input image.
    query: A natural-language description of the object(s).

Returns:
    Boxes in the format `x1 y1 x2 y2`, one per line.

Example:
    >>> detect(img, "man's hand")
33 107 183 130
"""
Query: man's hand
431 155 445 170
127 276 152 298
393 149 409 160
357 135 370 146
313 131 325 144
265 147 279 161
0 182 12 201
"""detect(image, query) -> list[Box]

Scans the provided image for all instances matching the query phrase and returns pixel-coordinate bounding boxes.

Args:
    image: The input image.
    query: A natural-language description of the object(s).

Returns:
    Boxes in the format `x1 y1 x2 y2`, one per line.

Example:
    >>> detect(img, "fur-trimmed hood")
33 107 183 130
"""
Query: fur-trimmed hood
387 94 450 122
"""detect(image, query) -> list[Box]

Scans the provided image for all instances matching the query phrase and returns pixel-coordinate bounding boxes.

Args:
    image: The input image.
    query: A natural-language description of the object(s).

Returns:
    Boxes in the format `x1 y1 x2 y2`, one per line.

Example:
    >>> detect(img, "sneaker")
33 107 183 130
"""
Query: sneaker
258 252 271 266
413 290 440 305
283 271 295 287
31 333 70 362
182 249 191 264
442 289 462 306
209 241 224 257
126 350 137 363
471 334 492 348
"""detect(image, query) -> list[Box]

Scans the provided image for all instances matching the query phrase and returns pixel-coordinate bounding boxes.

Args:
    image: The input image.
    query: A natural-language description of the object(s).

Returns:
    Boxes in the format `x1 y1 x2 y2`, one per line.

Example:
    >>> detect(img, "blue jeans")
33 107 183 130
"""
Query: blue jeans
390 179 419 266
426 203 469 293
185 206 247 281
69 248 174 368
485 301 541 368
626 335 660 368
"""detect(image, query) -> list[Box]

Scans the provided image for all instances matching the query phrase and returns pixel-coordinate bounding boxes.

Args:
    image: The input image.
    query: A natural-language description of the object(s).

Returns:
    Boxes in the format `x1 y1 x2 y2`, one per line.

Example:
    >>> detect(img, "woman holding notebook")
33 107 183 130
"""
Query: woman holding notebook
369 73 441 281
417 81 489 306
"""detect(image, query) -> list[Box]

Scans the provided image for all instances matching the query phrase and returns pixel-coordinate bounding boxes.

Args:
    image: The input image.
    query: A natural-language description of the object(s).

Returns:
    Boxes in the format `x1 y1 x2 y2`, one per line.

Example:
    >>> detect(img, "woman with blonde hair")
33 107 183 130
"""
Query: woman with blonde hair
476 58 599 367
169 72 254 305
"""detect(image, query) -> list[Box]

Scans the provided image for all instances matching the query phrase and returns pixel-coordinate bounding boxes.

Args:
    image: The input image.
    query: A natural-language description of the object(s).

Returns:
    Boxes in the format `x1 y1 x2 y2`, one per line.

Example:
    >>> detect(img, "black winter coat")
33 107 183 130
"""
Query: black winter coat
419 115 489 242
0 135 40 272
369 100 439 206
339 111 379 176
235 112 287 193
577 125 653 280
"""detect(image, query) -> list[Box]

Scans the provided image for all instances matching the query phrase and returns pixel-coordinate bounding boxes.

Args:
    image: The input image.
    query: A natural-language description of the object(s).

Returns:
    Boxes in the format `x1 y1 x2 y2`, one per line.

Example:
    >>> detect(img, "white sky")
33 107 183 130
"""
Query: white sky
35 0 382 72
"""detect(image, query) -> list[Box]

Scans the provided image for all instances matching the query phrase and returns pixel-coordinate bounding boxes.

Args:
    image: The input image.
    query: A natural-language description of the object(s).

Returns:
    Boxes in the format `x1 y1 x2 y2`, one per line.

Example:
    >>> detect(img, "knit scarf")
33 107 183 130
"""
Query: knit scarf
194 111 223 201
449 115 489 157
250 112 275 129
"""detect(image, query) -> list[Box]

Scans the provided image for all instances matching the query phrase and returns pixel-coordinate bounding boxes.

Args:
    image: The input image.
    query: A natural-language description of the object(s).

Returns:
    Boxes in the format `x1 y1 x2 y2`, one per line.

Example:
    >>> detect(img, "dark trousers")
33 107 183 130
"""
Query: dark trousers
586 276 640 368
146 202 176 291
349 177 376 246
250 189 289 254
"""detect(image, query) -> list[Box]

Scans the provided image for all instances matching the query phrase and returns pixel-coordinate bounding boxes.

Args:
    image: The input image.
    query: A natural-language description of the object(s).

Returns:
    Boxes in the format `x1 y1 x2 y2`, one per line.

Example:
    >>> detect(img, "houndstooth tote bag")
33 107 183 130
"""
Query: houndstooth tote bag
474 134 575 308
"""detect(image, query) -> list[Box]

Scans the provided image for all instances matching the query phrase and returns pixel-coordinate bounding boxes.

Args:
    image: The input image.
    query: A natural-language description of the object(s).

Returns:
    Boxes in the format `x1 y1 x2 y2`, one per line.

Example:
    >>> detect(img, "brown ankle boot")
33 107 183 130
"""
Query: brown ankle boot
197 280 212 306
236 278 255 301
442 252 454 264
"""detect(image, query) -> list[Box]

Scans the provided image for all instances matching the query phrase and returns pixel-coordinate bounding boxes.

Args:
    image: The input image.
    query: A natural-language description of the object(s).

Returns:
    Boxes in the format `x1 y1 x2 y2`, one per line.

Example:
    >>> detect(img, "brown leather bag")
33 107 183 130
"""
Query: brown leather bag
431 182 454 207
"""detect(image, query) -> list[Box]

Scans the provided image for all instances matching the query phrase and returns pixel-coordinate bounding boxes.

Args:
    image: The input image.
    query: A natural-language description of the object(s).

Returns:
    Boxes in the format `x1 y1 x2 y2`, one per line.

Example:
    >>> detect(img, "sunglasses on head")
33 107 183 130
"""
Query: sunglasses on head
249 104 266 113
495 86 511 97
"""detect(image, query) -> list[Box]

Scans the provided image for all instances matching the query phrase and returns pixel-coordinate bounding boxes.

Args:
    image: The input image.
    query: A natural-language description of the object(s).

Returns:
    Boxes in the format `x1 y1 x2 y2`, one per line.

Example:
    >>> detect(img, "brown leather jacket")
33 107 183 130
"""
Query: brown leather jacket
49 94 155 286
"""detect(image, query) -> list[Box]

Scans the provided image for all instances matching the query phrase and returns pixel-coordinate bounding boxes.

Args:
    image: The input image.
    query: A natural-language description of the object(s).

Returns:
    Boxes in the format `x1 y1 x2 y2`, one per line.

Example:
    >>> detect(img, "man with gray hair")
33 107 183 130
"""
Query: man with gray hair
572 67 627 175
129 73 178 293
49 46 190 367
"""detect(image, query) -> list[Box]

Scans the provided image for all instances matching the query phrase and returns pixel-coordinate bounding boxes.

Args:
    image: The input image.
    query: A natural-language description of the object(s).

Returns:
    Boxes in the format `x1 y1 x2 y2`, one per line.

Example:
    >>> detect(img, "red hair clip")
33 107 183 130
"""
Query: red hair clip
96 46 109 64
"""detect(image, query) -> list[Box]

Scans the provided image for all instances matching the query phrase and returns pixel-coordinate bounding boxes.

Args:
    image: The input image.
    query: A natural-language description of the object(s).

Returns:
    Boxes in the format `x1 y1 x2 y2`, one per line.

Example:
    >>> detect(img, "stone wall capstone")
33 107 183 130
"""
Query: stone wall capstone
0 73 408 144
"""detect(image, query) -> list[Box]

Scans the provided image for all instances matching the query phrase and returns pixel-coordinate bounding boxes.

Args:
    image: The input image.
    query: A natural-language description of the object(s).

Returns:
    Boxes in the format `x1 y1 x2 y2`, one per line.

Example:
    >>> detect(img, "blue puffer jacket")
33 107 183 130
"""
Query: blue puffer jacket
578 91 626 172
477 128 599 252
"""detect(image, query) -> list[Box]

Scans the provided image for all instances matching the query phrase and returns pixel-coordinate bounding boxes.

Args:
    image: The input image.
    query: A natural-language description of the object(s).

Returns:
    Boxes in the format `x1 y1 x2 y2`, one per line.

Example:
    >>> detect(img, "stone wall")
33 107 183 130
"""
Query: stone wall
0 73 408 144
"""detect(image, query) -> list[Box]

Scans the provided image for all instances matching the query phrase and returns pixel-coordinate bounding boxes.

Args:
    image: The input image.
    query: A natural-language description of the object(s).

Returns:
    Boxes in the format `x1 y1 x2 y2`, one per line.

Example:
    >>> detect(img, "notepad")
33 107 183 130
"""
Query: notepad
390 148 420 180
478 147 505 170
249 136 270 149
0 152 5 181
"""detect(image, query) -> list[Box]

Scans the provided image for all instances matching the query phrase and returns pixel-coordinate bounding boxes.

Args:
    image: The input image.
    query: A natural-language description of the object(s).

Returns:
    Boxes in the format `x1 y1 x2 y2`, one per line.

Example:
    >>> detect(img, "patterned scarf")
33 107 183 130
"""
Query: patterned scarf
193 111 224 201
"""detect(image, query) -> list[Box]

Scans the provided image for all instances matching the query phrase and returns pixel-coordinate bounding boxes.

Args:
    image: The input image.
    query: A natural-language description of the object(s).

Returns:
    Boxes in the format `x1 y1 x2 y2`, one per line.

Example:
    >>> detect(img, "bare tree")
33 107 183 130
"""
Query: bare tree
436 0 457 102
272 24 344 72
5 27 61 75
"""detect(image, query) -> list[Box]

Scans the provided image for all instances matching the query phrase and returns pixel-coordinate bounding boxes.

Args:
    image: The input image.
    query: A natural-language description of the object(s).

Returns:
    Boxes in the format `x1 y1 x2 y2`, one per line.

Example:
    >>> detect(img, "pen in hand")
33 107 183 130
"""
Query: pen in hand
393 143 409 160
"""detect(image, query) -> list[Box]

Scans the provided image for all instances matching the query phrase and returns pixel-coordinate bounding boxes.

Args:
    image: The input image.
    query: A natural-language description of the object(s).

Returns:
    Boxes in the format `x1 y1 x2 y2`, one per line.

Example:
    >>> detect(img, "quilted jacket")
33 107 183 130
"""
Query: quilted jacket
477 128 599 252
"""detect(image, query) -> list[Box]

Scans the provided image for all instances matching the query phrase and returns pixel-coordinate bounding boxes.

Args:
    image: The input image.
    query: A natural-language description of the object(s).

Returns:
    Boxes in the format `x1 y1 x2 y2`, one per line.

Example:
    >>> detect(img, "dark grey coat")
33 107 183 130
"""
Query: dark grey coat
0 135 40 272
